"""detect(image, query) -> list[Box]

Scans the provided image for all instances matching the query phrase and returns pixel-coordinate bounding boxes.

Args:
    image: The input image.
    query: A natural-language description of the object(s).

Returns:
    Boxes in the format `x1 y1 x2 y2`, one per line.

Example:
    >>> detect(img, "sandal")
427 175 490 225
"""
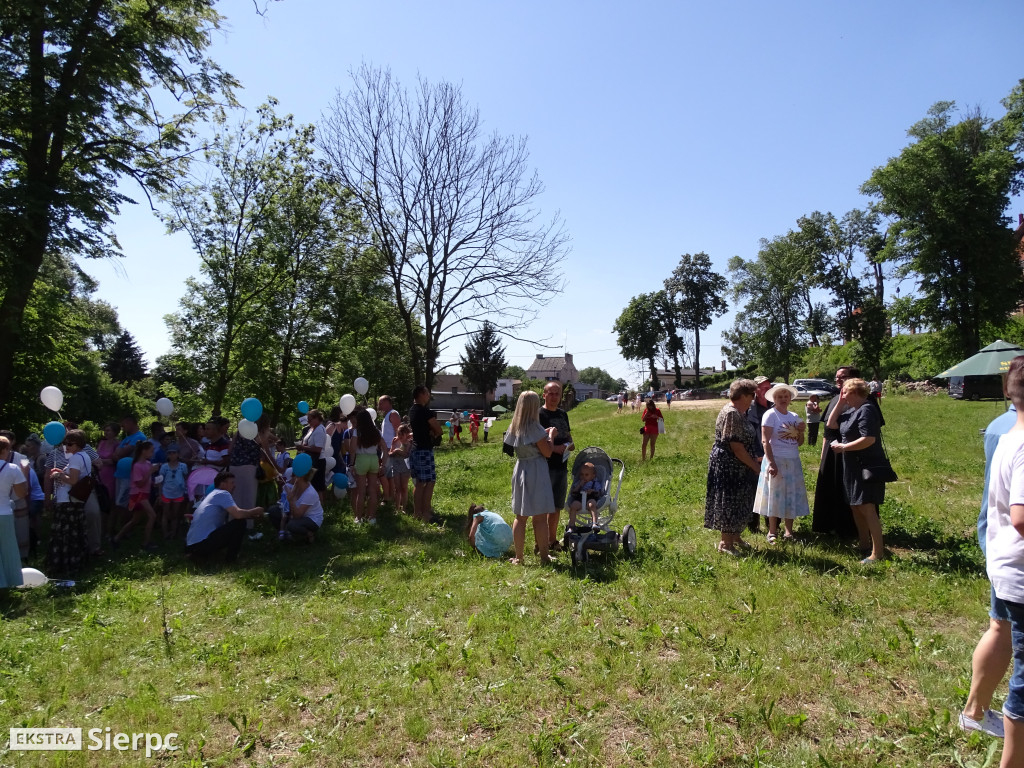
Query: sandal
782 534 797 543
716 542 739 557
766 533 777 545
509 557 523 566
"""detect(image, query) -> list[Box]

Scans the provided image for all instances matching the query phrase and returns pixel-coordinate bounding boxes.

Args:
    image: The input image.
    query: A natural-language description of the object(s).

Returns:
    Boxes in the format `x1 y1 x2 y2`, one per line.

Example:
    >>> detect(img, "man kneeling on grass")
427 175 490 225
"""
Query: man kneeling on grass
185 472 264 563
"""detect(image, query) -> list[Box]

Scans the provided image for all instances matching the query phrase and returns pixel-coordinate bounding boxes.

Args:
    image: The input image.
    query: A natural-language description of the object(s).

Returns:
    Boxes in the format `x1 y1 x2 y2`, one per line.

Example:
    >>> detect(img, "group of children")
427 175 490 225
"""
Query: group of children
445 410 488 444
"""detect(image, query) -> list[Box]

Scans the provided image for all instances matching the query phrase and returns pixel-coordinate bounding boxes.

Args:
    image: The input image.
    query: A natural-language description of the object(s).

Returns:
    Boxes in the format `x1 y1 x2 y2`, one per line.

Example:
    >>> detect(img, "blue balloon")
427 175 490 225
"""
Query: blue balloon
333 472 349 489
445 421 451 427
462 411 469 418
43 421 66 445
292 452 313 477
297 400 310 414
240 397 263 422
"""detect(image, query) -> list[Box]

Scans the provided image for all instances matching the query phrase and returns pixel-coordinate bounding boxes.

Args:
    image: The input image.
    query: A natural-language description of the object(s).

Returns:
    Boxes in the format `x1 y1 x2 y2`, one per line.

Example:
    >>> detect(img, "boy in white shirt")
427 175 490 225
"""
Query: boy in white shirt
986 361 1024 766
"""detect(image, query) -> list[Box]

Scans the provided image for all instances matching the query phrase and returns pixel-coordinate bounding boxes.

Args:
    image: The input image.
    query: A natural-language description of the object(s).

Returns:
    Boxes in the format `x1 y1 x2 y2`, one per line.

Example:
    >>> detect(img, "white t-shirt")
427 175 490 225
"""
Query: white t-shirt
0 460 26 516
381 410 399 447
54 451 91 504
987 430 1024 603
303 424 327 455
761 408 802 459
294 485 324 527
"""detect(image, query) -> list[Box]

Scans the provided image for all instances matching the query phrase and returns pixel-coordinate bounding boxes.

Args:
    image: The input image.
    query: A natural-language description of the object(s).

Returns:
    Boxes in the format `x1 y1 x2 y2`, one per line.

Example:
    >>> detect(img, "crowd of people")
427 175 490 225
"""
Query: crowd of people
9 367 1024 763
0 389 491 584
703 367 889 562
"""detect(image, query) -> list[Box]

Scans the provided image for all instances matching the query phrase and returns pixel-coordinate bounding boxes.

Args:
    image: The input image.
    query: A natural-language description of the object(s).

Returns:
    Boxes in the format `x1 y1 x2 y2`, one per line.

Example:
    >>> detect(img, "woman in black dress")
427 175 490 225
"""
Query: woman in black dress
827 377 886 563
705 379 762 555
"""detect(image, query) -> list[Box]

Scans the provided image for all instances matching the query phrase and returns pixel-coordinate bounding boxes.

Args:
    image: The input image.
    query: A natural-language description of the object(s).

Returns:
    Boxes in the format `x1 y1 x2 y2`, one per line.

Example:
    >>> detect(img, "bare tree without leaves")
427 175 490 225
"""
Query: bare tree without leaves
321 65 568 387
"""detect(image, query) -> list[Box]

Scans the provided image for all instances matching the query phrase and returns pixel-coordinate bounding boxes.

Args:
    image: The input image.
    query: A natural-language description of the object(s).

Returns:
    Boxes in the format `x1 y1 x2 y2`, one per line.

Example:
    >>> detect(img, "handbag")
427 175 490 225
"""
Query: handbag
68 454 94 502
861 461 898 483
69 475 94 502
859 435 898 483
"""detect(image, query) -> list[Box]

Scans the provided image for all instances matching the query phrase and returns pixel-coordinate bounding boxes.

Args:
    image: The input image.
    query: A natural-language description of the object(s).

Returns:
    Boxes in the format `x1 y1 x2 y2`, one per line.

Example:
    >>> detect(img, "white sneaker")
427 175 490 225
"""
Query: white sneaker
959 709 1005 738
248 532 263 541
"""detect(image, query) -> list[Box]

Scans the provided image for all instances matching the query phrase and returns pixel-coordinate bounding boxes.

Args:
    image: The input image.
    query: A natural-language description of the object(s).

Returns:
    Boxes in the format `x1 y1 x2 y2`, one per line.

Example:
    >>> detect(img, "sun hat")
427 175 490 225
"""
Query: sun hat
765 383 798 403
753 376 770 385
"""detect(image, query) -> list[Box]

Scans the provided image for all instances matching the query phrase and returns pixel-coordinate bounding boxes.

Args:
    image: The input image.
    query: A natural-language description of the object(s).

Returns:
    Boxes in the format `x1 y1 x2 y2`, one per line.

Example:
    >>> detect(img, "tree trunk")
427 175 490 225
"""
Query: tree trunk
693 328 702 387
0 222 48 423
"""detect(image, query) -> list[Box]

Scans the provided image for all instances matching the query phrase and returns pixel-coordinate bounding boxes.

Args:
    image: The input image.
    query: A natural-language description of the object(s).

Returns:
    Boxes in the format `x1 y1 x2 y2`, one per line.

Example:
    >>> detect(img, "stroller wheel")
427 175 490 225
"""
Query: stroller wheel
621 525 637 556
573 535 590 566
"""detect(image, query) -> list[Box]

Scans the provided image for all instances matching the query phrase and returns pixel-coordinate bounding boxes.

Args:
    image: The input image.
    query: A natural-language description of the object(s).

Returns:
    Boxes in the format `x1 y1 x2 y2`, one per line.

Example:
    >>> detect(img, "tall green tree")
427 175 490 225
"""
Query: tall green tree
862 99 1022 357
723 234 809 381
161 103 302 416
104 330 147 383
614 293 663 390
0 0 237 423
664 252 728 388
459 321 507 409
795 209 885 342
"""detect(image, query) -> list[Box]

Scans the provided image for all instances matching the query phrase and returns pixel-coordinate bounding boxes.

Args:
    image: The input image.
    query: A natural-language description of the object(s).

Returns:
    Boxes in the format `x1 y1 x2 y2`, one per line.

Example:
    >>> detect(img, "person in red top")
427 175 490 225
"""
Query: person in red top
641 398 663 460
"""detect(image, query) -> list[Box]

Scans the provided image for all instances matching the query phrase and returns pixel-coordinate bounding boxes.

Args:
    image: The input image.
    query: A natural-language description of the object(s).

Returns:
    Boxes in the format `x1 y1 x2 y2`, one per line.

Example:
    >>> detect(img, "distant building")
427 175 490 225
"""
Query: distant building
495 378 520 401
526 353 578 384
430 374 494 412
653 367 717 388
573 381 599 401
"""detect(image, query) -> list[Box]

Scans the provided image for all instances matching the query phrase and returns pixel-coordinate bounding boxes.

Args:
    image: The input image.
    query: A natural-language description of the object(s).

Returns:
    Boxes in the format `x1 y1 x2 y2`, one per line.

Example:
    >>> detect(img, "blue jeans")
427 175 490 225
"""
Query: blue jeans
1004 598 1024 720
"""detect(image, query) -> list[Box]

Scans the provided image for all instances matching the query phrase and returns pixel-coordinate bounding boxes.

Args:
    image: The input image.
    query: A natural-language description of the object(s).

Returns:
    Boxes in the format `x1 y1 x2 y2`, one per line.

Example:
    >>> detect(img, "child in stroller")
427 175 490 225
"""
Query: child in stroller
562 447 636 565
568 462 606 527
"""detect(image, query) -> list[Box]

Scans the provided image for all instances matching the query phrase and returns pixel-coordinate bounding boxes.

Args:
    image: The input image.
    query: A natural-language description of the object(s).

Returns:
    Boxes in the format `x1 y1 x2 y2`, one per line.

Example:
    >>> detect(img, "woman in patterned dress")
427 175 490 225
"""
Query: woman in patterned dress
705 379 762 555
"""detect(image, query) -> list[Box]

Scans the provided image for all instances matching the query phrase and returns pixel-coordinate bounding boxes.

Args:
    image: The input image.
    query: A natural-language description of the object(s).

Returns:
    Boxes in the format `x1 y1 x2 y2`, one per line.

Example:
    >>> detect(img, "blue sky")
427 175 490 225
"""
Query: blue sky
89 0 1024 387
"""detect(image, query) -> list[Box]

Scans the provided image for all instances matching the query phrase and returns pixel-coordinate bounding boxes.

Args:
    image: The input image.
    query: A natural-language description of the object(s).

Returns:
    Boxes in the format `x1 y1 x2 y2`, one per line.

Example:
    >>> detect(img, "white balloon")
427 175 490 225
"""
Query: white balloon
324 456 337 474
155 397 174 417
354 377 369 395
237 419 258 440
40 386 63 412
20 567 48 588
333 485 348 499
366 408 377 423
339 393 356 416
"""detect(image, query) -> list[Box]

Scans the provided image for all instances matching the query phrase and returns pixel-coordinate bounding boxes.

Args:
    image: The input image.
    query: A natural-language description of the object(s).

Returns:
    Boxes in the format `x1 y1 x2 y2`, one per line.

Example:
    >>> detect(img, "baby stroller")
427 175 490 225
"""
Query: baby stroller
561 446 635 565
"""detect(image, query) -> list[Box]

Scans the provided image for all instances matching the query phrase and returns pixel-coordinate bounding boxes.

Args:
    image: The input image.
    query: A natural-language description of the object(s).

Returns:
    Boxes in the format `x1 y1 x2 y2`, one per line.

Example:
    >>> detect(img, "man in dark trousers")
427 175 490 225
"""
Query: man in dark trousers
539 381 574 552
746 376 771 532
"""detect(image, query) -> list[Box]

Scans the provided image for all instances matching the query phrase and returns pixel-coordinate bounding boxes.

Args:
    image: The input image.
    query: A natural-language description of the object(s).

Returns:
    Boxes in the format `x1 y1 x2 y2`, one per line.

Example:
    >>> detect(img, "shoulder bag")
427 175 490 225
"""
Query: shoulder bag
859 433 898 483
69 455 95 502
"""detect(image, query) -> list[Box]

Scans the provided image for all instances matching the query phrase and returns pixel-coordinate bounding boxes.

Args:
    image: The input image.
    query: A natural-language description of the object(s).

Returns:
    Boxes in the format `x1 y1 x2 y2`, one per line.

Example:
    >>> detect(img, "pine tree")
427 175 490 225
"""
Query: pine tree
104 330 147 383
460 322 507 408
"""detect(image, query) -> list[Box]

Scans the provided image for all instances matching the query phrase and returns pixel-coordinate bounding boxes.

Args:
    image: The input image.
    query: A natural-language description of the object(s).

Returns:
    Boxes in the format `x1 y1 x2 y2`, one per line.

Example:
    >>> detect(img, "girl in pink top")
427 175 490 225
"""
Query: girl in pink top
112 441 158 552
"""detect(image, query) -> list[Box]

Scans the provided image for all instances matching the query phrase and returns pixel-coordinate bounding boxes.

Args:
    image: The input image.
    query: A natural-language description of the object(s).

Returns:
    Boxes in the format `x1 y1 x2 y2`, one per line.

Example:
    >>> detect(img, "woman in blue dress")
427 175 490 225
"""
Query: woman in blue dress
504 391 556 564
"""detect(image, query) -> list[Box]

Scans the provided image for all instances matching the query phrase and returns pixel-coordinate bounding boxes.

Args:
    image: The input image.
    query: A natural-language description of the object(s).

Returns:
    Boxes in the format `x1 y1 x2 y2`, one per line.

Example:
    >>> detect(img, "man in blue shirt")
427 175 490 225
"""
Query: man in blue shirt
186 472 265 563
961 359 1024 739
115 415 147 461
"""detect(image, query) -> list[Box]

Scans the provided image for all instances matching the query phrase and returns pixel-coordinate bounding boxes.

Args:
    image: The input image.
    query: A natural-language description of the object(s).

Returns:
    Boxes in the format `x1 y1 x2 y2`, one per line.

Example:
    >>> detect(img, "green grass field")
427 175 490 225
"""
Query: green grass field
0 394 1011 766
